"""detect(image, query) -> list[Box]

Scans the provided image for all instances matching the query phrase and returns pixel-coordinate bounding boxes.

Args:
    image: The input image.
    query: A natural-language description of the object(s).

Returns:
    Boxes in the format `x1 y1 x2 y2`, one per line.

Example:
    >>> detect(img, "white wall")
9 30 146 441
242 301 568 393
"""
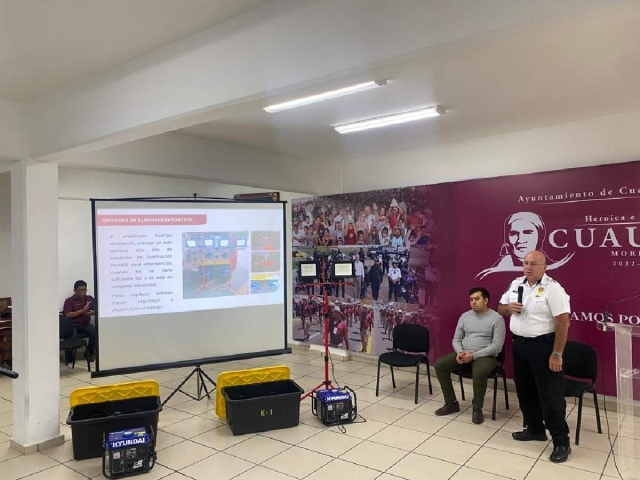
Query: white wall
342 109 640 192
0 172 10 297
0 99 23 161
61 132 342 196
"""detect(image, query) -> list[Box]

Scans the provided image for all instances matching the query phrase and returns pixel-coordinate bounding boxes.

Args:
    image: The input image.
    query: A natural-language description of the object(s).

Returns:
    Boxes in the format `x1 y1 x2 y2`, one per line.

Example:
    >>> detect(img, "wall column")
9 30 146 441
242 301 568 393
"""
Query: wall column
10 159 63 453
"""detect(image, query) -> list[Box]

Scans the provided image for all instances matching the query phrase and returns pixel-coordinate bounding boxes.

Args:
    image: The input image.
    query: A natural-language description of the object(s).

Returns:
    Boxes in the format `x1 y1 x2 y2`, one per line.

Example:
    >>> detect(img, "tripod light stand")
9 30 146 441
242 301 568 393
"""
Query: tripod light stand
299 256 353 401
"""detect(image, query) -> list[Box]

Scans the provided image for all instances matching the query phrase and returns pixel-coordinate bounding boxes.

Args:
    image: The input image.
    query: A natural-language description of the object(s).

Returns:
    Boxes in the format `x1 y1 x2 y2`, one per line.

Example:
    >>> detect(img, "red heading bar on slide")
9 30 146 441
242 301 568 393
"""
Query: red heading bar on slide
97 215 207 226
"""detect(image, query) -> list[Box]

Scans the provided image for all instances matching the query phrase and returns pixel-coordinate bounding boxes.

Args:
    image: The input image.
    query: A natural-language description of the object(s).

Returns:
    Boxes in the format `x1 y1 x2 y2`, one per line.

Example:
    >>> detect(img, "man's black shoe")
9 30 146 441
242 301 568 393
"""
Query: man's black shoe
512 429 548 442
435 402 460 416
550 445 571 463
472 406 485 425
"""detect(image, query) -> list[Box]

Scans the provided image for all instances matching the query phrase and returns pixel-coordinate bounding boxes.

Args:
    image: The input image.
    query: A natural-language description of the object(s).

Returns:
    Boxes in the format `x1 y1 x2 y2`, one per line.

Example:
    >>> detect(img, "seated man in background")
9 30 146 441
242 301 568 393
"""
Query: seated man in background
434 287 505 424
63 280 96 362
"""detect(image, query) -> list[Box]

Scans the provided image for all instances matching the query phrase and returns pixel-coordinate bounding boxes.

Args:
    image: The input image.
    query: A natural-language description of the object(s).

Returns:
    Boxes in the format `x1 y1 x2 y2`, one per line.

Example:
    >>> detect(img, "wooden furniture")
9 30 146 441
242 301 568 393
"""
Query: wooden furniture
0 320 12 366
0 297 11 319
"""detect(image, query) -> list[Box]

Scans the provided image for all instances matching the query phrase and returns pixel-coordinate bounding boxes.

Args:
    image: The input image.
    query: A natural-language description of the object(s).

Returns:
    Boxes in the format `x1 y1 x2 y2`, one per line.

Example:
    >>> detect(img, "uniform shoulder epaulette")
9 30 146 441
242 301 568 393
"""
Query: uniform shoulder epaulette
502 276 524 296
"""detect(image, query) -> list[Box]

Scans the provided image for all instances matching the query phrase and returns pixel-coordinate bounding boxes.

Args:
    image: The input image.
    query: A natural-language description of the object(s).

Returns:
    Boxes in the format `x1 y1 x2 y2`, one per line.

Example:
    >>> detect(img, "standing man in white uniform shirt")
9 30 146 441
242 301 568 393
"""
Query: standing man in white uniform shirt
498 250 572 463
387 261 402 302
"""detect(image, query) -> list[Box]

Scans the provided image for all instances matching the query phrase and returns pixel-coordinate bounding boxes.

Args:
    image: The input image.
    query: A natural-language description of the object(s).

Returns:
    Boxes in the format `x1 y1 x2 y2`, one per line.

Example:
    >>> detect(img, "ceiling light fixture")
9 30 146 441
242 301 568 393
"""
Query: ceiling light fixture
335 105 445 134
263 80 388 113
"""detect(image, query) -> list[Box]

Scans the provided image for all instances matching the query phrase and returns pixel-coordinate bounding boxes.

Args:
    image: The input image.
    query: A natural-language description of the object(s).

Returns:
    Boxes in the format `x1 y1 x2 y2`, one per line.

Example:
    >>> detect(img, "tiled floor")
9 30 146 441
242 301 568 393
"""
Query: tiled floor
0 349 629 479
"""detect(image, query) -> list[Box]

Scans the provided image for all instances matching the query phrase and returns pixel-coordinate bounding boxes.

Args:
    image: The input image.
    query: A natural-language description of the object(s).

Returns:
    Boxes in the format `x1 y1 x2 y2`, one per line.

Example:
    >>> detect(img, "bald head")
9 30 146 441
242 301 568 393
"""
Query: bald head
526 250 546 264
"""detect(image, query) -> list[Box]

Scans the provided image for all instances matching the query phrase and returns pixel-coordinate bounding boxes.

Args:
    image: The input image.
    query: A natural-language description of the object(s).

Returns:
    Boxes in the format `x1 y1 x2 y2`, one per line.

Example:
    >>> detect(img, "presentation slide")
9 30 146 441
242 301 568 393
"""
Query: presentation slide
92 200 287 375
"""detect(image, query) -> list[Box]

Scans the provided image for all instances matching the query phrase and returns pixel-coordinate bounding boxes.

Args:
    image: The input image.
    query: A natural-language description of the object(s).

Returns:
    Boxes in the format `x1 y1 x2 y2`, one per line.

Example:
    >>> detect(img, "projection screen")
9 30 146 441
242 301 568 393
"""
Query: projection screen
91 199 288 377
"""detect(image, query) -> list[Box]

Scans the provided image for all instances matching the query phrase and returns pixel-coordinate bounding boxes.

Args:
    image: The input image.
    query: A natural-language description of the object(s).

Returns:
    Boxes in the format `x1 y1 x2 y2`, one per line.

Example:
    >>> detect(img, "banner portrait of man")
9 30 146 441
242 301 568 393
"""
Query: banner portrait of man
476 211 574 279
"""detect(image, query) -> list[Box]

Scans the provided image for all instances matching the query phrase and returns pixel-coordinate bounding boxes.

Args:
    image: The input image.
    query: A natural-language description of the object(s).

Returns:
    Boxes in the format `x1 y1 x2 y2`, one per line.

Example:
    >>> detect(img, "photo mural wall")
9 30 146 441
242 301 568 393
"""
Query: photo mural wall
291 161 640 396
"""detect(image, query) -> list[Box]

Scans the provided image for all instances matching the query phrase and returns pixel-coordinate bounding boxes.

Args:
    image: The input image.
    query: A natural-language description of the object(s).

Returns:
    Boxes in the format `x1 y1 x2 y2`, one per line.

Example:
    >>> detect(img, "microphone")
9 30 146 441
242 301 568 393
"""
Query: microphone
517 286 524 304
602 293 640 324
0 367 18 379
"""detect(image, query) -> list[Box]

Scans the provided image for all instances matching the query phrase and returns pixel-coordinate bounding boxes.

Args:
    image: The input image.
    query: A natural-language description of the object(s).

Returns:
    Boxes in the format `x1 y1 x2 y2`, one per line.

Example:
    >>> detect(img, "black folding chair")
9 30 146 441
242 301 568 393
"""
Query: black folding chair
376 323 432 404
457 345 509 420
59 316 90 372
60 311 89 342
563 341 602 445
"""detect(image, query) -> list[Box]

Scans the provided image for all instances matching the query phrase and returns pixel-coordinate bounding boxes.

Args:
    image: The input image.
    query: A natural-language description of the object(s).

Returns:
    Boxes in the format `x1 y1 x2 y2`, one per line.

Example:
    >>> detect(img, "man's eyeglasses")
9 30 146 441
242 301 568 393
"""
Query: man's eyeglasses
523 261 545 267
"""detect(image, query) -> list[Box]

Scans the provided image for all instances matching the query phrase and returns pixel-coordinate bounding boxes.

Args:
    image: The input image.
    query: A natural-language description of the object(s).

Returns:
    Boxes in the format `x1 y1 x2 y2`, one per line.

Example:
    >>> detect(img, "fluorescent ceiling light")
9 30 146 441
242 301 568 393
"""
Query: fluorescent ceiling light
264 80 387 113
335 105 445 134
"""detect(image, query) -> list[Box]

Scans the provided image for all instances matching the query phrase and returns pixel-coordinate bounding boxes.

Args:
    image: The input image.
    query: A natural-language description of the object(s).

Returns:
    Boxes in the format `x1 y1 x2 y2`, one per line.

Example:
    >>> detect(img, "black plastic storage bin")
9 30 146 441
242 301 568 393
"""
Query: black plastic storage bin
223 379 303 435
66 396 162 460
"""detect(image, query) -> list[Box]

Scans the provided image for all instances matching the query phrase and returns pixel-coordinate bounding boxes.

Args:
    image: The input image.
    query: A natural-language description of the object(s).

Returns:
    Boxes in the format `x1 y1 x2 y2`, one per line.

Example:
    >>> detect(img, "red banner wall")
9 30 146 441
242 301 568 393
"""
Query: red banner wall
292 161 640 396
454 161 640 396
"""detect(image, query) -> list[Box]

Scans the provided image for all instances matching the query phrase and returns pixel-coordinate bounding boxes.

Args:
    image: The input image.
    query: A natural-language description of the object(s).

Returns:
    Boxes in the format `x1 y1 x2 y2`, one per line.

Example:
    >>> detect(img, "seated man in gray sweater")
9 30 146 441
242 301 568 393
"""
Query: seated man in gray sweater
434 287 506 424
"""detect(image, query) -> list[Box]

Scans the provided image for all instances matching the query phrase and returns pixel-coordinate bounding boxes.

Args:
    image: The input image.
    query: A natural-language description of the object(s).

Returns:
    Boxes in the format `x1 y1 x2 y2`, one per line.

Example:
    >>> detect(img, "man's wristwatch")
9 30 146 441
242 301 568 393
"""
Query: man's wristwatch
551 351 562 359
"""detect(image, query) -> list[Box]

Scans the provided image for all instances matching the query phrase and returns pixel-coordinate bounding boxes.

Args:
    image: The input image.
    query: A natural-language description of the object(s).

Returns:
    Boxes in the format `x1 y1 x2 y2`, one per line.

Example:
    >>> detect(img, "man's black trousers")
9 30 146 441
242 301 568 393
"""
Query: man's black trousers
388 280 399 301
512 333 570 447
371 281 380 301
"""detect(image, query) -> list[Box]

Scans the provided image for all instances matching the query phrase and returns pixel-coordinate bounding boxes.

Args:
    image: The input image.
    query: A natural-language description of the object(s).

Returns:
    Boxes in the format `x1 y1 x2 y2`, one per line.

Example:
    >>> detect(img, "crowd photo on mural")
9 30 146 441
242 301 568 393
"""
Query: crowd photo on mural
291 185 443 355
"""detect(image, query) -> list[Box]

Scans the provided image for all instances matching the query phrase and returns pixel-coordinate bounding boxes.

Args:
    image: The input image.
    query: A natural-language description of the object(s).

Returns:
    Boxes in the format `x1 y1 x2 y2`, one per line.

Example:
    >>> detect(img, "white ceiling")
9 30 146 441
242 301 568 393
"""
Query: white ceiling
3 1 640 167
177 2 640 162
0 0 271 101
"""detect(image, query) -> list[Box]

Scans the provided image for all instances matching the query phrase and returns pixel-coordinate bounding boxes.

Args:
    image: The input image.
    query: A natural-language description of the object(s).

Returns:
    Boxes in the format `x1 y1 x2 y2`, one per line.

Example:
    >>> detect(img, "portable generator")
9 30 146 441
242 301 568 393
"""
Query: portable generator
102 427 156 479
312 386 357 426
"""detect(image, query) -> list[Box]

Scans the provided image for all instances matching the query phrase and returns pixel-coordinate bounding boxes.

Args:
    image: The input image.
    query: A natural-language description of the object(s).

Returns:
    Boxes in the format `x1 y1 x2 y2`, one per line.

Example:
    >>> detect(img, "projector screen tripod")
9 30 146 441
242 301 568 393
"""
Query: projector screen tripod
162 365 217 406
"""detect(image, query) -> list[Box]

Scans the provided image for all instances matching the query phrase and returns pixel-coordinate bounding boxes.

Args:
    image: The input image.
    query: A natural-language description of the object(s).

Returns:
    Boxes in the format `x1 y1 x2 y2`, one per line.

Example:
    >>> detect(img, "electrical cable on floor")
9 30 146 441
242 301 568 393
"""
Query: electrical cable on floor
327 348 367 435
